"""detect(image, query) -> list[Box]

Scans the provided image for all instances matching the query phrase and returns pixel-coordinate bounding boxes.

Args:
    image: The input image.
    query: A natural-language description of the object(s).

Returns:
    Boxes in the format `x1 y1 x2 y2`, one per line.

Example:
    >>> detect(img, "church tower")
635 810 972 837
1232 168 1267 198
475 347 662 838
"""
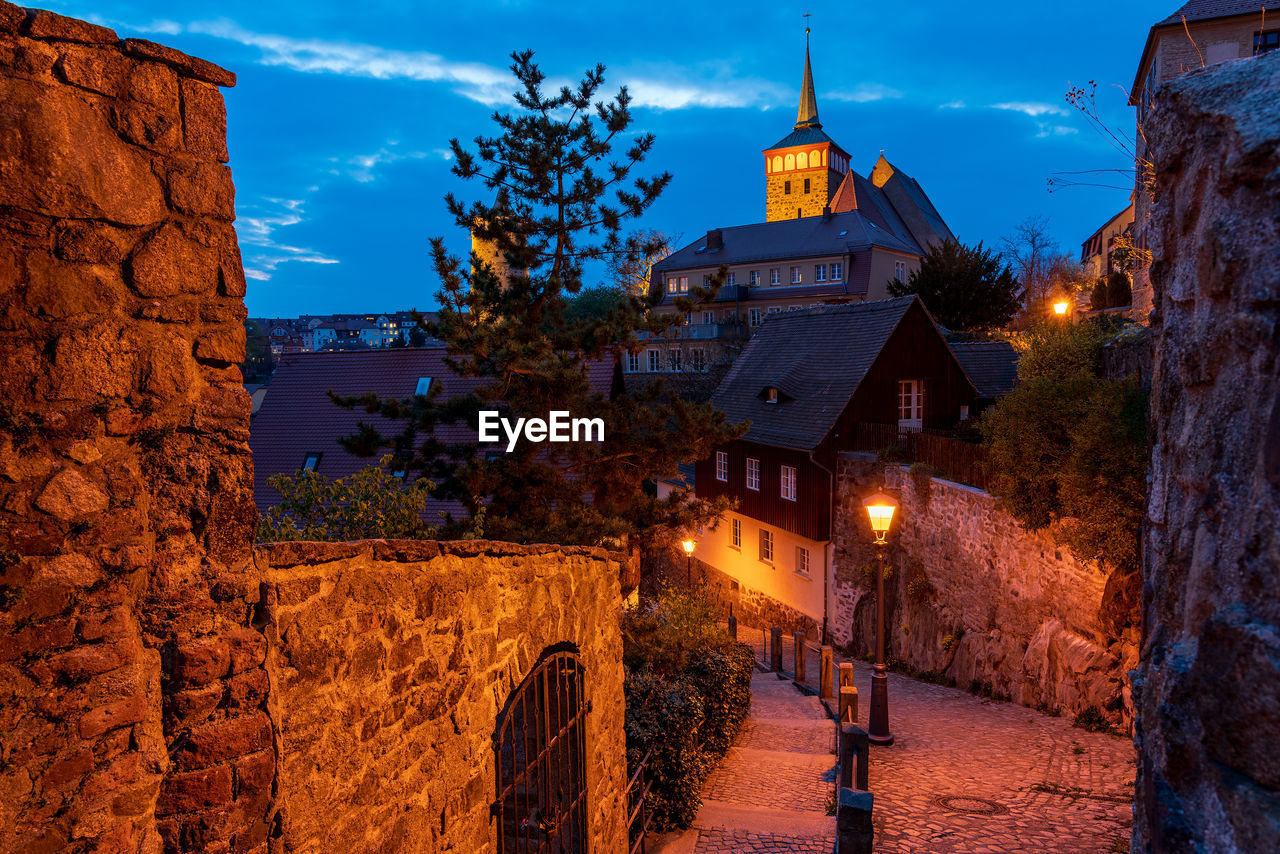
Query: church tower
763 30 851 221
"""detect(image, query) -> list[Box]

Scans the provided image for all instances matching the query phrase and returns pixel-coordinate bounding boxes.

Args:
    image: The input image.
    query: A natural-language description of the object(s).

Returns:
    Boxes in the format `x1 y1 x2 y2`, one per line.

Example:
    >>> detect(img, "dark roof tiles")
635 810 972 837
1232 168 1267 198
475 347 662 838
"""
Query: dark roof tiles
948 341 1019 398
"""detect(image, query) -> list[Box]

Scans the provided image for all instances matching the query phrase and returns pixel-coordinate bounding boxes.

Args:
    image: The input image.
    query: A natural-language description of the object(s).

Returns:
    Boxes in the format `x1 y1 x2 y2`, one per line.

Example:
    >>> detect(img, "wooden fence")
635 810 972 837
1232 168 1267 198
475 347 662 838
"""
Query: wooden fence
848 422 990 492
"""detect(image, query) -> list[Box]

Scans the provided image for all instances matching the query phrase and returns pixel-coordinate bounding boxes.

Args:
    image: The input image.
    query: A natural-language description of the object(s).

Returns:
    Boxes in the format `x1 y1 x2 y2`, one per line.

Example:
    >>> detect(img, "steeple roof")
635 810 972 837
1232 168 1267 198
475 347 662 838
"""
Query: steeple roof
795 30 820 129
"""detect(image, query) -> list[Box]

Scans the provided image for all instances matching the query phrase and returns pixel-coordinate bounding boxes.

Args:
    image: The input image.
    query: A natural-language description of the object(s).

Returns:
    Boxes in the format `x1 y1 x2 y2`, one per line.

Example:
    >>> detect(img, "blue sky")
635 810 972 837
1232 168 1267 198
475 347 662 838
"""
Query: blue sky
46 0 1172 317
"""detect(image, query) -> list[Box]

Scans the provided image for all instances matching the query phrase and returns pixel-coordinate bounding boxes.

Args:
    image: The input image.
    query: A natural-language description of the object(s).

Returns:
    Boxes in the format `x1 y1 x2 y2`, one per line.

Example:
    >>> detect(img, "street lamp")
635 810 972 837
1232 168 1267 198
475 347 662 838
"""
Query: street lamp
681 539 695 587
1052 299 1071 318
862 491 897 745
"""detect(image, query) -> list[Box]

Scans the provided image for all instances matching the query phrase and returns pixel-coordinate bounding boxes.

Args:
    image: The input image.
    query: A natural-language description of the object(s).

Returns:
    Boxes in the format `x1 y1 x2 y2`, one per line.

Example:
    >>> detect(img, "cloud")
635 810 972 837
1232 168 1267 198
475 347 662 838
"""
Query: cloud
336 142 434 183
236 197 339 281
938 99 966 110
827 83 903 104
991 101 1069 118
1035 124 1080 138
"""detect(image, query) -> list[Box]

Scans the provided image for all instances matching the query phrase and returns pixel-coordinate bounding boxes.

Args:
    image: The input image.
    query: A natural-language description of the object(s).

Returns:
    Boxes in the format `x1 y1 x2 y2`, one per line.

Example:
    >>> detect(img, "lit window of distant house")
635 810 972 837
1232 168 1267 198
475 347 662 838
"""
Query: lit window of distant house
830 262 843 281
894 261 907 282
746 458 760 491
715 451 728 481
648 349 661 372
1255 29 1279 55
759 528 773 563
666 277 678 294
765 387 779 404
627 351 640 373
703 311 715 325
726 272 736 287
791 266 802 284
749 308 763 327
415 377 432 396
669 350 682 372
796 546 810 576
780 465 797 501
898 379 923 431
731 517 741 549
690 348 707 372
679 276 689 293
302 452 322 472
749 270 761 286
814 264 827 282
769 268 781 285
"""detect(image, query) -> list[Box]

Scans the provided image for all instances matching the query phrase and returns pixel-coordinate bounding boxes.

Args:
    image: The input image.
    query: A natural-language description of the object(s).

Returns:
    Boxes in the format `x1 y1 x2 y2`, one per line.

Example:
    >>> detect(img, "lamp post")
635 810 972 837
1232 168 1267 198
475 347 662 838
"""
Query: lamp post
1052 298 1071 319
862 491 897 746
681 539 695 588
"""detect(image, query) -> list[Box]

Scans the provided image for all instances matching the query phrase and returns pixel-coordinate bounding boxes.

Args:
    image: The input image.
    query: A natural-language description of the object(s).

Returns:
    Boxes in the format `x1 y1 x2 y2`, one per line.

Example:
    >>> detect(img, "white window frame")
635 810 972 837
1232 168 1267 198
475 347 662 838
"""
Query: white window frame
796 546 810 577
749 308 763 327
830 262 843 282
790 266 802 284
627 351 640 373
726 272 736 287
648 349 662 372
703 310 715 325
715 451 728 481
894 261 907 282
749 270 760 287
780 465 797 501
769 268 780 285
669 349 682 372
679 276 689 293
759 528 773 563
746 458 760 491
814 264 827 282
731 517 741 549
690 348 707 372
898 379 923 431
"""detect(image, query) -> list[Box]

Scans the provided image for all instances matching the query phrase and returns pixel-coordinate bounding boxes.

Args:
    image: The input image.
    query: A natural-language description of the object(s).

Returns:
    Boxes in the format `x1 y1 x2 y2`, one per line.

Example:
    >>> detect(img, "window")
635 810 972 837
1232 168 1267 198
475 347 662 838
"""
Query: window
627 351 640 373
726 272 736 287
683 312 692 326
797 151 808 169
765 387 779 404
703 274 712 289
302 452 321 472
679 276 689 293
746 458 760 491
898 379 923 431
731 518 741 549
749 270 761 287
790 266 802 284
780 465 797 501
830 262 843 281
769 268 780 285
666 277 677 294
803 178 811 194
768 306 782 314
814 264 827 282
668 349 682 372
1255 29 1279 55
703 311 715 325
960 404 970 421
784 180 792 195
648 349 662 372
759 528 773 563
894 260 907 282
415 376 432 396
796 546 810 576
690 348 707 372
749 308 763 327
715 451 728 481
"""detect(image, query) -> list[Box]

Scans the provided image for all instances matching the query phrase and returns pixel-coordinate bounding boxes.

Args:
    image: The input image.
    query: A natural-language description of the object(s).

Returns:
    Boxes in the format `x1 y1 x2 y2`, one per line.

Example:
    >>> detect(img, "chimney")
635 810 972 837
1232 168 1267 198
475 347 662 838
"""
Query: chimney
705 228 723 251
822 205 832 222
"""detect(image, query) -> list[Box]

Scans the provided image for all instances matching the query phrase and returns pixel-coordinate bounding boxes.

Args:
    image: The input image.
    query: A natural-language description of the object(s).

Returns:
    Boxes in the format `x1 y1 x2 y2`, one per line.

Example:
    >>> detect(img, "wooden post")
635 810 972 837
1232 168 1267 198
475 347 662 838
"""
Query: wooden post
839 661 855 689
839 685 859 725
770 628 783 673
793 632 806 687
836 787 874 854
727 602 737 642
838 723 870 791
820 646 835 699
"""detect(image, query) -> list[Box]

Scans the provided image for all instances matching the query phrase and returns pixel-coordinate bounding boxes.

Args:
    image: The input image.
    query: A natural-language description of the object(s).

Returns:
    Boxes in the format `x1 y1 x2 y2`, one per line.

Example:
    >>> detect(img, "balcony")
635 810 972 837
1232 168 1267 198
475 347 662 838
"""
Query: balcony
637 321 749 343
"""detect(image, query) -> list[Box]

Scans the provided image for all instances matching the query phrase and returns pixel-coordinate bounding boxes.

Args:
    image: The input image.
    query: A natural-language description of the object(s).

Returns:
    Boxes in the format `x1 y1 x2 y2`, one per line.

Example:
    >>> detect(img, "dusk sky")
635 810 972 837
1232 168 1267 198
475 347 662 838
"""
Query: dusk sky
45 0 1173 318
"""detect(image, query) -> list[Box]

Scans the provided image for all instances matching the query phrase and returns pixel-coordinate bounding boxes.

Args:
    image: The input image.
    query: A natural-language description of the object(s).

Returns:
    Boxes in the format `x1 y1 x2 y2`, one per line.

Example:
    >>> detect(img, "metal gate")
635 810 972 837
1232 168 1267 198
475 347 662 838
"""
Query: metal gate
492 648 589 853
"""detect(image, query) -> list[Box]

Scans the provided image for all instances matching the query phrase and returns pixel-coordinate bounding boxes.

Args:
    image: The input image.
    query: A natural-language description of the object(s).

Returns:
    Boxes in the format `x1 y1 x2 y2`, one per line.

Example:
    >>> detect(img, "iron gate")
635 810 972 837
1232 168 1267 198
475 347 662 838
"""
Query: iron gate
492 649 590 853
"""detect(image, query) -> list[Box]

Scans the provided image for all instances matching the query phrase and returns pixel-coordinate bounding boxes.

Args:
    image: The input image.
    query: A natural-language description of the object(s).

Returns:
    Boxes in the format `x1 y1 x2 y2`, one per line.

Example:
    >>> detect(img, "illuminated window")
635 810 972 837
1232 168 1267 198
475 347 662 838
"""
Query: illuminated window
679 276 689 293
746 458 760 491
759 528 773 563
667 277 677 294
715 451 728 481
797 151 808 169
812 149 822 167
780 465 796 501
772 155 783 172
784 153 795 170
749 270 760 286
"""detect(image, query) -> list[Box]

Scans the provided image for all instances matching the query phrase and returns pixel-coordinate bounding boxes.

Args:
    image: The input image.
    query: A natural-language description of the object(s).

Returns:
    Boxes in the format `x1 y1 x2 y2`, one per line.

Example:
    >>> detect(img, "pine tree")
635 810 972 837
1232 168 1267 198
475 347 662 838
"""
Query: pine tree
342 52 742 549
888 238 1022 333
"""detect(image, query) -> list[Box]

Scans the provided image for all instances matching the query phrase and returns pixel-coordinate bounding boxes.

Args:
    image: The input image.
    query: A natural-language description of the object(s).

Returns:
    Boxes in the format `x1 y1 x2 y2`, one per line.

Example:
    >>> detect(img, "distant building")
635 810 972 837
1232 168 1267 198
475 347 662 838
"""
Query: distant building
689 296 979 634
642 34 953 378
1128 1 1273 317
1080 203 1135 282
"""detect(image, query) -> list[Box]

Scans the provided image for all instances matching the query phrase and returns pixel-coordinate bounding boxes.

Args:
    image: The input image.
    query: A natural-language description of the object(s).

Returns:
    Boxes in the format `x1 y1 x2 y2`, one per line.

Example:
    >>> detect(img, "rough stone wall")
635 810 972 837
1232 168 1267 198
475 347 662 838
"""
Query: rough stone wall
832 455 1136 729
1134 51 1280 852
255 539 629 854
0 6 270 853
765 166 839 221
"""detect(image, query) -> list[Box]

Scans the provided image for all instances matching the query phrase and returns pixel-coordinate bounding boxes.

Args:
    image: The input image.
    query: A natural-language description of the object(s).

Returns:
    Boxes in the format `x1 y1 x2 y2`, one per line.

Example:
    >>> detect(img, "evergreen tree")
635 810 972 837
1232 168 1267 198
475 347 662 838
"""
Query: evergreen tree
888 238 1022 333
341 52 741 549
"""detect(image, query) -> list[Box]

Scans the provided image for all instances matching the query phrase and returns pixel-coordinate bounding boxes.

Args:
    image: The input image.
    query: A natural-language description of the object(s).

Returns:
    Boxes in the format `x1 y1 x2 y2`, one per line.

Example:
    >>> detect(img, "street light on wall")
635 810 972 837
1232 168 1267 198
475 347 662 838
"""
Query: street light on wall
862 491 898 746
1052 299 1071 317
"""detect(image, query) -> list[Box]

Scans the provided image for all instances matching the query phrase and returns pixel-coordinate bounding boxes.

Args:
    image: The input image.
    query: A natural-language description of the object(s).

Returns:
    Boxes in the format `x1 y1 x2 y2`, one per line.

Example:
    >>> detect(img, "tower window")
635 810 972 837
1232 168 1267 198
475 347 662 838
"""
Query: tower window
797 151 808 169
804 178 811 194
796 208 802 219
784 180 792 195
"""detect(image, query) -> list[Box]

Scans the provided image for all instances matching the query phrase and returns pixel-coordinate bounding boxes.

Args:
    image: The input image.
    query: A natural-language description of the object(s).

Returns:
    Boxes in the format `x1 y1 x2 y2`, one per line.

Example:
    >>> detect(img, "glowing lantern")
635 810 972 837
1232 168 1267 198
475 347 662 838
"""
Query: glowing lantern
1053 300 1070 316
862 492 898 544
681 539 695 555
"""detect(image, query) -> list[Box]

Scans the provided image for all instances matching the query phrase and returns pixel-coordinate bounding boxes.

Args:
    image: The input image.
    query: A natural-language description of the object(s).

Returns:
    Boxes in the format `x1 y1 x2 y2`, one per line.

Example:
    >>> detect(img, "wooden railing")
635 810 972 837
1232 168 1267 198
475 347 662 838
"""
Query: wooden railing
848 422 990 491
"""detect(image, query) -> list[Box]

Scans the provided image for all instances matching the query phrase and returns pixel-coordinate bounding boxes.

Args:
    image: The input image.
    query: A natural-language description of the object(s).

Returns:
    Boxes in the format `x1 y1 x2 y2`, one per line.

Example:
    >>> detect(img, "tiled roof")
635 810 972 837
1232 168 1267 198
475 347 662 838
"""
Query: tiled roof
948 341 1019 398
1156 1 1266 26
250 348 618 521
709 296 920 451
766 125 840 151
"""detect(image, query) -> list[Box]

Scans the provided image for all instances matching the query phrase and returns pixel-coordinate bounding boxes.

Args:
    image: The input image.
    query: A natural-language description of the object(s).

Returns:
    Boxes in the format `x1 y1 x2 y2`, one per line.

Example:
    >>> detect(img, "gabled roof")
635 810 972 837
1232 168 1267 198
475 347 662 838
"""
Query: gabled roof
1130 2 1267 103
948 341 1019 398
868 155 955 250
710 296 922 451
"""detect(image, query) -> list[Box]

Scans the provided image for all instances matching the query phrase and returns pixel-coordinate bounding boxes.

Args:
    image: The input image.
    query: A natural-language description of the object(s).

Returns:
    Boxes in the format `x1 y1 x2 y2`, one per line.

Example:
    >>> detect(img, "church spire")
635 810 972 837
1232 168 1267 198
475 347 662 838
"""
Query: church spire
795 25 821 129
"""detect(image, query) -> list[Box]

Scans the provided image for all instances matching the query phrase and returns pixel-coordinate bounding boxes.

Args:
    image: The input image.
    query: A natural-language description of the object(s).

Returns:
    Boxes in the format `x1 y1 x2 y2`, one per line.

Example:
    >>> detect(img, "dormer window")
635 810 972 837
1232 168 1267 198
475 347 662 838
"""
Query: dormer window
765 387 779 404
302 452 321 472
415 377 432 396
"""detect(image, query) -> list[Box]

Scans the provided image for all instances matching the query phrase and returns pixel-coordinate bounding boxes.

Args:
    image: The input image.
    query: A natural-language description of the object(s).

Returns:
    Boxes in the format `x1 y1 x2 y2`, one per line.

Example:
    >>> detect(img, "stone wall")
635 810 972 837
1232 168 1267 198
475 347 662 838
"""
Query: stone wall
256 539 628 854
832 455 1136 729
1134 51 1280 852
0 5 267 852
